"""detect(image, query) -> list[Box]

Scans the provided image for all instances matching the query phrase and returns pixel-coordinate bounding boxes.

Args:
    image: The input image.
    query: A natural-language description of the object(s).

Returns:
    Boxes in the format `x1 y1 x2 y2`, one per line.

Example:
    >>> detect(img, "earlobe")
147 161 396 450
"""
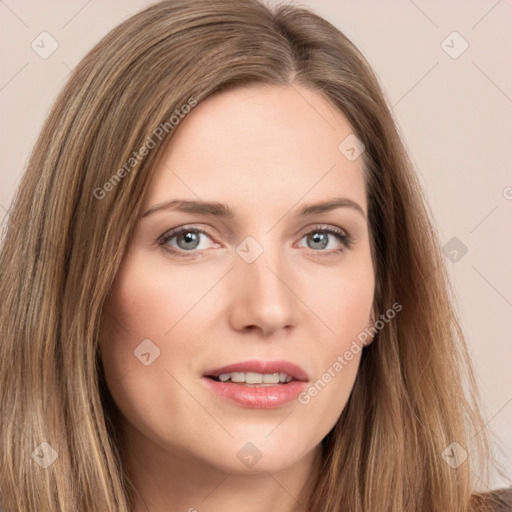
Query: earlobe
369 306 377 326
364 305 378 347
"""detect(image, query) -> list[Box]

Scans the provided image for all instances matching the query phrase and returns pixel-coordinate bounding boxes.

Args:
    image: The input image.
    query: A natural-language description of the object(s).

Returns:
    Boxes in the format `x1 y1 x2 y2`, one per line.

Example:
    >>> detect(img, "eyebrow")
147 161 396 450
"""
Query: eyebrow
142 197 366 219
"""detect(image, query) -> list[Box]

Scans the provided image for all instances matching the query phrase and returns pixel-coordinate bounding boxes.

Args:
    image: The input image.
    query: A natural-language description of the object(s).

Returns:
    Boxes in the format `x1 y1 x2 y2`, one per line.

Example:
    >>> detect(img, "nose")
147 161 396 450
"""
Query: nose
228 244 298 337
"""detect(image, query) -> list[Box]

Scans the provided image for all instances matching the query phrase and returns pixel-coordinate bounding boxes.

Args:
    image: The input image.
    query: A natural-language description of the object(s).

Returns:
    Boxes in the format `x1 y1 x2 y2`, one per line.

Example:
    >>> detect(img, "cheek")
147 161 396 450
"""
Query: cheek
98 252 216 405
304 258 375 346
97 259 202 446
294 258 374 418
100 250 209 354
98 256 170 390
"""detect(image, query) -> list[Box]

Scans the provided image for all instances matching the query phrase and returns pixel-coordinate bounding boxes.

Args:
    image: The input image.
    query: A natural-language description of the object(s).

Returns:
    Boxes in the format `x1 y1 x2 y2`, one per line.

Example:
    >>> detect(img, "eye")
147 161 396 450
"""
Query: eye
158 224 352 258
297 225 352 257
158 226 220 258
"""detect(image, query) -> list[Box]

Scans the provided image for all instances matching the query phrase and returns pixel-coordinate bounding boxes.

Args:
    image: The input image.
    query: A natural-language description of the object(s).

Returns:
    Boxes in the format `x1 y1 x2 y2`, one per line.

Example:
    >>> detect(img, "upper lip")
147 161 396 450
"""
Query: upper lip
204 360 309 382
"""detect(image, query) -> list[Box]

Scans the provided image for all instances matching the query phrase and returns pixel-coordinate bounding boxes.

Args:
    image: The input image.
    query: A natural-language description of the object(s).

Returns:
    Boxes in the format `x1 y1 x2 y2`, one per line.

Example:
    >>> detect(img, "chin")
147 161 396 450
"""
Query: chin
222 436 314 474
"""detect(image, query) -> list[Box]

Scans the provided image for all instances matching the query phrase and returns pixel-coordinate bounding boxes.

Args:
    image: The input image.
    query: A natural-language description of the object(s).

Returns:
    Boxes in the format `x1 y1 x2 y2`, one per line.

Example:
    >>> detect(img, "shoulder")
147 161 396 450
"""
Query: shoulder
470 487 512 511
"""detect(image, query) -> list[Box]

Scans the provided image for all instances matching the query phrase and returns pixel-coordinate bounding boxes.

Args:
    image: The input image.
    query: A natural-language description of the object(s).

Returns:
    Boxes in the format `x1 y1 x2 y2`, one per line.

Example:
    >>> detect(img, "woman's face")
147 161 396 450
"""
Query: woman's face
99 84 375 475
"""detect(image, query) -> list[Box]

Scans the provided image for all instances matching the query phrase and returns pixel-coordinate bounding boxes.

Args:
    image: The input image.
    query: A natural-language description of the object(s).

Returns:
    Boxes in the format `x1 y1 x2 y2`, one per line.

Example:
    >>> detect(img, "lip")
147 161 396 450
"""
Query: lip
203 359 309 381
202 377 308 409
202 359 309 409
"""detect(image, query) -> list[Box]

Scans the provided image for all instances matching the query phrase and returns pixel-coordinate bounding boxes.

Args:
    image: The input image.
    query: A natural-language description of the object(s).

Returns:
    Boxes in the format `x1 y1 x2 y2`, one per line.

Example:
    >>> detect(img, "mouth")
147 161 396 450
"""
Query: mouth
202 360 309 408
203 359 309 384
206 372 296 386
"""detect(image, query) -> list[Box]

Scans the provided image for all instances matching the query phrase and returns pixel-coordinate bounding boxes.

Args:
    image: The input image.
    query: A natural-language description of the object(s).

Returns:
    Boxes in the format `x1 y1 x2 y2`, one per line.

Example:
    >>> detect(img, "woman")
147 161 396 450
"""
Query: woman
0 0 509 510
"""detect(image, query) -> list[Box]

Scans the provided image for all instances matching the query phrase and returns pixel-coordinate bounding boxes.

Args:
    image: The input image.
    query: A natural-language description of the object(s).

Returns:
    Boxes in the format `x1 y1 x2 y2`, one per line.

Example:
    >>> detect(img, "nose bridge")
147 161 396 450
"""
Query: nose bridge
229 233 297 335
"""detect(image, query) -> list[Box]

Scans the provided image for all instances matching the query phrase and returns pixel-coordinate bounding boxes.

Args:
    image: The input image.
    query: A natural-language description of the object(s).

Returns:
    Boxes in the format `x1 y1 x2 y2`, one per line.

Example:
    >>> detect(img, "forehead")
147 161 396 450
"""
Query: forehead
144 84 367 216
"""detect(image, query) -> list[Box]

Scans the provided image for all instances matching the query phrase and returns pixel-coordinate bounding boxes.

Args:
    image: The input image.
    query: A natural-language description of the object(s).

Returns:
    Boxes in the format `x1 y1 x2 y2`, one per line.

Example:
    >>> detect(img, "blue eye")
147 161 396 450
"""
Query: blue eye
159 226 218 256
158 224 352 258
298 226 352 254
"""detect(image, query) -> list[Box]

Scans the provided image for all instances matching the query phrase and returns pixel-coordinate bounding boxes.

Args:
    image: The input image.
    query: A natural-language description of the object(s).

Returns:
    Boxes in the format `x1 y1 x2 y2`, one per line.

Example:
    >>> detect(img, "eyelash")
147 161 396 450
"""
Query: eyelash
157 224 353 259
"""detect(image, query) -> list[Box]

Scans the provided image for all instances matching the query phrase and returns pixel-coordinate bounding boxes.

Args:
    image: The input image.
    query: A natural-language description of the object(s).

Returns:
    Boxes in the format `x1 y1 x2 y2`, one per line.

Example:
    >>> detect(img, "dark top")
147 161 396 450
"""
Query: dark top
472 487 512 511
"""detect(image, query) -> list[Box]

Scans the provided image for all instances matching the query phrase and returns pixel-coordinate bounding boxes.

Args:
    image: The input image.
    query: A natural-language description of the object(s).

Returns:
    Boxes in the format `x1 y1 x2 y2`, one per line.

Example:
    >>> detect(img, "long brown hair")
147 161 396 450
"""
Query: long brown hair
0 0 506 510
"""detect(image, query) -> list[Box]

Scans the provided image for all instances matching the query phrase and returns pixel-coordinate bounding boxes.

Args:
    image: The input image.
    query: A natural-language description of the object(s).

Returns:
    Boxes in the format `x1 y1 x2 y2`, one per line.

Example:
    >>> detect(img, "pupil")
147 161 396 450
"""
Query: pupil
178 231 200 250
309 231 328 250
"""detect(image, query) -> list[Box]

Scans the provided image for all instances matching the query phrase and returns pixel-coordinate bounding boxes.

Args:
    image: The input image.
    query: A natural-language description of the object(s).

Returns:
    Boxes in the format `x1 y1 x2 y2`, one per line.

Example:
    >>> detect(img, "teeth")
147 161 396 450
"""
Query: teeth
230 372 245 383
216 372 293 384
262 373 279 384
246 372 263 384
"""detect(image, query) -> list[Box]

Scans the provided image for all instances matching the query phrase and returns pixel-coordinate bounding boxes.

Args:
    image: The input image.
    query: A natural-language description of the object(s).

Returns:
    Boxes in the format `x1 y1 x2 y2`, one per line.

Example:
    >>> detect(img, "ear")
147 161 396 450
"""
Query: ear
364 304 378 347
369 304 377 325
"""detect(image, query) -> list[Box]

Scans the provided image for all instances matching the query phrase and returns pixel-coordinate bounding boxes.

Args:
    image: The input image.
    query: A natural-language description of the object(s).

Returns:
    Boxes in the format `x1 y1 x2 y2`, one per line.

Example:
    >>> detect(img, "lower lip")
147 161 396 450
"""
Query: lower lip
202 377 308 409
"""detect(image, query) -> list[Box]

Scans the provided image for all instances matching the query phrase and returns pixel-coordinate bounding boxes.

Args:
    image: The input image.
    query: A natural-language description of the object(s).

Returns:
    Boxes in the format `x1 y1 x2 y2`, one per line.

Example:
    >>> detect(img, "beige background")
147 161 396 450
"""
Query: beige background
1 0 510 490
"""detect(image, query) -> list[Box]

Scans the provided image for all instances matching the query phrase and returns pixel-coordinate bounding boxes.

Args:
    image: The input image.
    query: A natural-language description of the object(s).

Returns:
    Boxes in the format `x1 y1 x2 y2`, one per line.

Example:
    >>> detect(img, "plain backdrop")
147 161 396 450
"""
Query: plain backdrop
0 0 511 490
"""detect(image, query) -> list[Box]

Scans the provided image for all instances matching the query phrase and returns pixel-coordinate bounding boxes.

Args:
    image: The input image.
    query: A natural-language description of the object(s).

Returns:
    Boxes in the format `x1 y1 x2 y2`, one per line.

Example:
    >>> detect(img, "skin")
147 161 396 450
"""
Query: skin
99 83 376 512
